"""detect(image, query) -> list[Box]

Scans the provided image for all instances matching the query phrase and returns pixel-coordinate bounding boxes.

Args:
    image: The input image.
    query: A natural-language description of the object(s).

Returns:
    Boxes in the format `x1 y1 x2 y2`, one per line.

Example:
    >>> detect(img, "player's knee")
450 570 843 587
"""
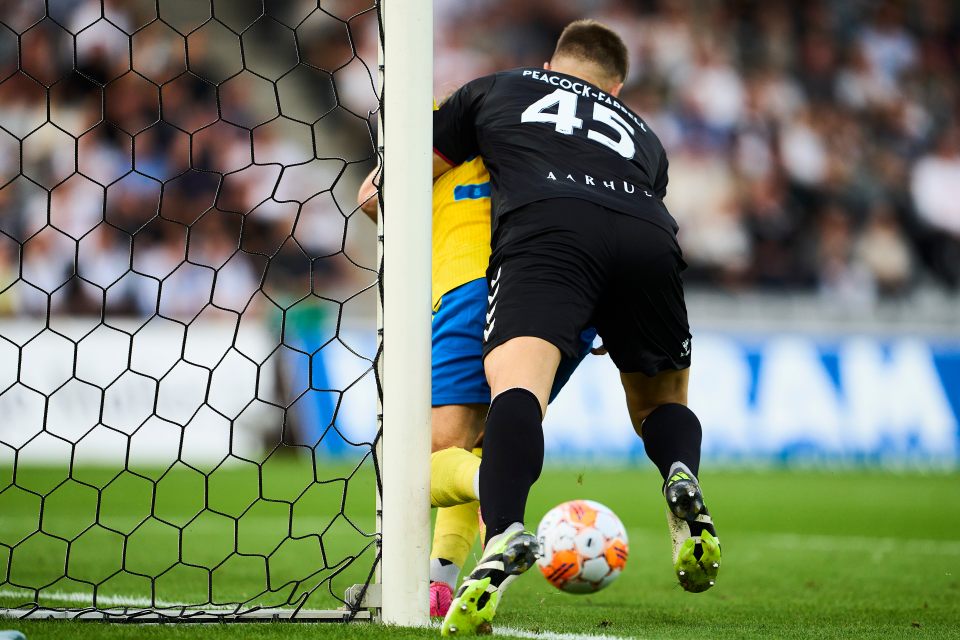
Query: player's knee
432 427 481 452
431 405 486 452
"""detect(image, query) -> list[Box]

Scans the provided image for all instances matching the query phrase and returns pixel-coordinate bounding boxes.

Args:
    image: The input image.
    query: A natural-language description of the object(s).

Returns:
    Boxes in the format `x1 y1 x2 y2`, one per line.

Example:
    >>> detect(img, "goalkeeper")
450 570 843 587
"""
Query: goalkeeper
432 20 721 636
357 148 593 618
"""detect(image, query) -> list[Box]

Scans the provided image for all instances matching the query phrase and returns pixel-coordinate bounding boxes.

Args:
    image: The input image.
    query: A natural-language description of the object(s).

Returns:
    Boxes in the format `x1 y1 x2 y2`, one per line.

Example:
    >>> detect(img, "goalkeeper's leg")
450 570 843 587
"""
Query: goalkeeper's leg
442 337 559 636
622 369 721 593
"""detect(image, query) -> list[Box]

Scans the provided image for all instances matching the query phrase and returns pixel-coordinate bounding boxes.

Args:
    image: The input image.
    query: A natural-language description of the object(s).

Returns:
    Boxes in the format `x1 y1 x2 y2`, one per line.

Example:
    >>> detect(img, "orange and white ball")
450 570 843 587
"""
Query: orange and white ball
536 499 629 594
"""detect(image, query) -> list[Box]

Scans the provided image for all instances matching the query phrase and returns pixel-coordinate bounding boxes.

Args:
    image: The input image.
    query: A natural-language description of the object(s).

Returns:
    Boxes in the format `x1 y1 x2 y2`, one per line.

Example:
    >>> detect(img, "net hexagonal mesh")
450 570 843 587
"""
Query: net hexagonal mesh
0 0 382 621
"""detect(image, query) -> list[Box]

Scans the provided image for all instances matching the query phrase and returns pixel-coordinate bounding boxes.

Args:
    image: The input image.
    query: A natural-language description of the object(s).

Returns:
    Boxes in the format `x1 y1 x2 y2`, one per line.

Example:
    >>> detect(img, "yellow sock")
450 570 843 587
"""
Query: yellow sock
431 500 480 570
430 447 481 508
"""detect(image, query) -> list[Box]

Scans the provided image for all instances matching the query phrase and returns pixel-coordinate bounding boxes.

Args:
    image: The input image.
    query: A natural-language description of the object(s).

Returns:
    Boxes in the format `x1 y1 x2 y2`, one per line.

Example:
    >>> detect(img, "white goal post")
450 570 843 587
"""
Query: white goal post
377 0 433 628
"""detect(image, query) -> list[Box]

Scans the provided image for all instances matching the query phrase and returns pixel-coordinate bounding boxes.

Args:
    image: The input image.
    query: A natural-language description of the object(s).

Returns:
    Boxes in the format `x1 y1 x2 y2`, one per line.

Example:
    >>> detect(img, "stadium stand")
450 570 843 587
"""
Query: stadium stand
0 0 378 320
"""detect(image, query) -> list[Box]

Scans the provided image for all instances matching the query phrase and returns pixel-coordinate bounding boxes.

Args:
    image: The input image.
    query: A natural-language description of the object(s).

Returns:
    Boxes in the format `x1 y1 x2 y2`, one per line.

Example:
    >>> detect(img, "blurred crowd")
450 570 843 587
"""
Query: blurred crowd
0 0 378 320
436 0 960 304
1 0 959 322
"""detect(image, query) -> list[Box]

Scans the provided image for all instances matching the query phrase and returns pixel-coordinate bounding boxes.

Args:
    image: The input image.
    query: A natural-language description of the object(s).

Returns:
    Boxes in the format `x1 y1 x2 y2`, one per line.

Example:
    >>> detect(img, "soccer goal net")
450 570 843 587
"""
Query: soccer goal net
0 0 431 625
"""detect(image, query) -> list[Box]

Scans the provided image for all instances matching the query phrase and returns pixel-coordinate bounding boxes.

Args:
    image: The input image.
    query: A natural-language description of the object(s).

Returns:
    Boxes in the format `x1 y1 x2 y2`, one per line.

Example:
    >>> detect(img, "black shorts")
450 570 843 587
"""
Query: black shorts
482 198 691 376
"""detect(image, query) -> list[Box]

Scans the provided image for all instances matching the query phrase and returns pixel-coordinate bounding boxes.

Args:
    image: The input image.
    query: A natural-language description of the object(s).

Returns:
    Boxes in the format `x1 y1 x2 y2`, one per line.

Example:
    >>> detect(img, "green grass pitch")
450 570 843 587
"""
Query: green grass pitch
2 463 959 639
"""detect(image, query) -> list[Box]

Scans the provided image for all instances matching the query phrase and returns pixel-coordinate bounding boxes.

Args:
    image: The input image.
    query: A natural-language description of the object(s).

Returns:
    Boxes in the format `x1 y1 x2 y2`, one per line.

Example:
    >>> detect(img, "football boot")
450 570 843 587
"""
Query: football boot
441 523 538 636
663 463 721 593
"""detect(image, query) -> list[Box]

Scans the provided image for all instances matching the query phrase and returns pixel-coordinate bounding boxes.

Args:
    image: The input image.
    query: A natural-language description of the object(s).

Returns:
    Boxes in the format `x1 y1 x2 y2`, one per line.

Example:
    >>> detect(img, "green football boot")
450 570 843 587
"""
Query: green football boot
663 463 721 593
441 524 538 636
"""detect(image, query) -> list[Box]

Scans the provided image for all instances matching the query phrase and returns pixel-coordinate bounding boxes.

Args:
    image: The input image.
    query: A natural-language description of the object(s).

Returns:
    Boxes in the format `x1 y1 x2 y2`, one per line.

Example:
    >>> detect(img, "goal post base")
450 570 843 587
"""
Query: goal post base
344 583 381 610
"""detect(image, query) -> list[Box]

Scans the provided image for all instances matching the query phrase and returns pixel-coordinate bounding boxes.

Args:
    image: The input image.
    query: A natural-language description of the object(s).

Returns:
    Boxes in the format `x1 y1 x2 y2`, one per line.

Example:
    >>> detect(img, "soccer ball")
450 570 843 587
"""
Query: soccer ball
536 499 628 594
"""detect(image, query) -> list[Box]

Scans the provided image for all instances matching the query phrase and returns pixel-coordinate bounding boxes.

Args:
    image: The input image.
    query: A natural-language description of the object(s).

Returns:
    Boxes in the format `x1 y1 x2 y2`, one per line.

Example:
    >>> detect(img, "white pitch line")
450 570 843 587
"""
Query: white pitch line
496 627 630 640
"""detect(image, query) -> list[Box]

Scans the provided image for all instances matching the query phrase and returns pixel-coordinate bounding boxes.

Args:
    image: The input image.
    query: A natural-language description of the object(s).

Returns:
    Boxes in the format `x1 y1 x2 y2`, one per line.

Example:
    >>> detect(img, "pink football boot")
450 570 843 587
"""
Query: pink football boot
429 581 453 617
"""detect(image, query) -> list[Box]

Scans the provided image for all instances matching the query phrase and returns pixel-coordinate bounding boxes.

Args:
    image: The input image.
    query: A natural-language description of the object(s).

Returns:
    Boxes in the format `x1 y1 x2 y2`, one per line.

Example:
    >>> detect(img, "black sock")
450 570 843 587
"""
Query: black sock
479 388 544 544
640 403 702 481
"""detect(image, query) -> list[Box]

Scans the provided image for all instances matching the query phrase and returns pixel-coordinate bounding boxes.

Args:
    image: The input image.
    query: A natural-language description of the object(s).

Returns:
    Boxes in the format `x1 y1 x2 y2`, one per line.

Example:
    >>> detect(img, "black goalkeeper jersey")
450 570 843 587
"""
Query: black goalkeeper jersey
433 67 678 236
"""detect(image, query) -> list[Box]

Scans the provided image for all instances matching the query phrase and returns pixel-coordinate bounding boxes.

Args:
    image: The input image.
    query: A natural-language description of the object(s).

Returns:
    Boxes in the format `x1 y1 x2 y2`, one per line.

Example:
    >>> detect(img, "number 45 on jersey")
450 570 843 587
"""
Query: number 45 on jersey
521 88 643 159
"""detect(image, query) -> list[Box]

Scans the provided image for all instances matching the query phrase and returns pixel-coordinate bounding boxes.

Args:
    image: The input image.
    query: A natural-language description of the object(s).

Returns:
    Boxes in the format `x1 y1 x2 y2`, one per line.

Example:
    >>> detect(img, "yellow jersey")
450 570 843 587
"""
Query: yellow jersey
432 157 491 309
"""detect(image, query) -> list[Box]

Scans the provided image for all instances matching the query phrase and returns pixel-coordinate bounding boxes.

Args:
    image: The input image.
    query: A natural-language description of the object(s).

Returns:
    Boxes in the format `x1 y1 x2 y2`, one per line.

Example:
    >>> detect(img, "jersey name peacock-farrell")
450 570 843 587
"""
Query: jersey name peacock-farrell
545 171 654 197
521 70 647 132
